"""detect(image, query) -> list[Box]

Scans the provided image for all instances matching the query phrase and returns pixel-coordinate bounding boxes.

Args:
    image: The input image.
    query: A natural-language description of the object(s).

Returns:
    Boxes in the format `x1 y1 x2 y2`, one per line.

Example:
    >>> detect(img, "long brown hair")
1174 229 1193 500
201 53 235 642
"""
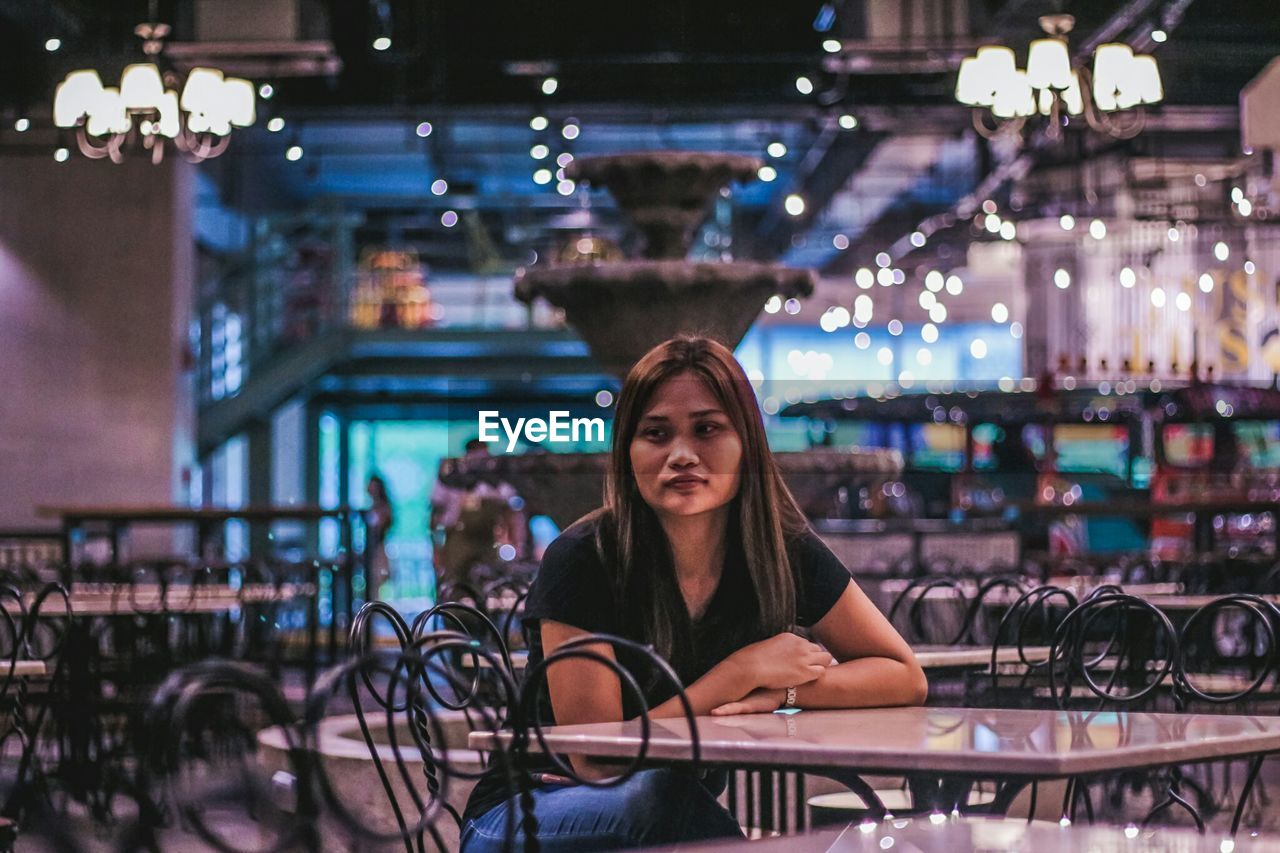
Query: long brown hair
598 335 808 662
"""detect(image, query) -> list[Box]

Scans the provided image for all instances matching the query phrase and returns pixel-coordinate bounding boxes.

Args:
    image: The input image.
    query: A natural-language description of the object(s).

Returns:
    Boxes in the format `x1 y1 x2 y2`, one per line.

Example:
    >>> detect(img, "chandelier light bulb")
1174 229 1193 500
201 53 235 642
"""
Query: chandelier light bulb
1130 55 1163 104
992 70 1035 119
120 63 164 109
1214 241 1229 261
53 69 104 127
1026 38 1072 90
1092 43 1134 111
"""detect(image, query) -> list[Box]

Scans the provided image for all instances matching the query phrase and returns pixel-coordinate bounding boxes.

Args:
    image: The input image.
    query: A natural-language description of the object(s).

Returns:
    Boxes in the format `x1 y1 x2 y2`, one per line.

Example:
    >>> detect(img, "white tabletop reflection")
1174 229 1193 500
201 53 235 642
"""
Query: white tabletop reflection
470 706 1280 777
647 815 1280 852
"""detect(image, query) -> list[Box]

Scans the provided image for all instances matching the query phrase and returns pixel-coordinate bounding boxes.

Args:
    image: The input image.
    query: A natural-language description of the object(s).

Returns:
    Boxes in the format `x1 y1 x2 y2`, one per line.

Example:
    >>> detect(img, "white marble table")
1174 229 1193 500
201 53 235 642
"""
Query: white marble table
913 645 1050 669
469 645 1053 673
470 706 1280 779
1139 594 1280 612
647 816 1280 852
6 583 316 617
0 660 46 677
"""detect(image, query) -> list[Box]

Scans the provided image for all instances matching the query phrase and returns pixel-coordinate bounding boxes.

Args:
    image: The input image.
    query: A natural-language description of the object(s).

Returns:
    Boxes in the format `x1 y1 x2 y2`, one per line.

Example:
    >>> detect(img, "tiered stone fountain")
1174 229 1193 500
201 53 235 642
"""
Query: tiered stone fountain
516 151 814 375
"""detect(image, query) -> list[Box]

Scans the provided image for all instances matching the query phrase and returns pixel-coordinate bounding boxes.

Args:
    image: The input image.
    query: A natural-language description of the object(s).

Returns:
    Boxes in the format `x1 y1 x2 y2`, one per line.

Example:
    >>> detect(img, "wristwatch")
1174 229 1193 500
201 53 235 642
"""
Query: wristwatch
784 686 798 708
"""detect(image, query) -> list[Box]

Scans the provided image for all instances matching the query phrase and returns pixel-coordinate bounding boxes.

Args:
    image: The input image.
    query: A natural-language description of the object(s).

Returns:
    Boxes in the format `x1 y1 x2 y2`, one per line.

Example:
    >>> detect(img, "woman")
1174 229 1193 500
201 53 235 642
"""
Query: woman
461 336 926 851
365 473 394 600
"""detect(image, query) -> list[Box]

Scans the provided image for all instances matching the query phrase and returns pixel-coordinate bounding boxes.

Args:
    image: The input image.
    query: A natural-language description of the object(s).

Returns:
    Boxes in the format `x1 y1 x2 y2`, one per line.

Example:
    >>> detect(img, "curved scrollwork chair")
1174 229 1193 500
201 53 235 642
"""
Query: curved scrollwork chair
138 659 318 852
886 576 970 646
963 575 1029 647
1045 593 1194 829
511 633 704 847
412 601 517 691
0 584 71 841
308 638 520 853
347 599 520 849
984 585 1077 710
1172 594 1280 836
1047 593 1179 713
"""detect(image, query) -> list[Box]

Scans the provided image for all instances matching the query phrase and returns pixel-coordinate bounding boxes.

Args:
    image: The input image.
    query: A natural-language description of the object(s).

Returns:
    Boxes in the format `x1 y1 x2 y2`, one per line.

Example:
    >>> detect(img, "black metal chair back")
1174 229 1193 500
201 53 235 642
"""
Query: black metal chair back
1047 593 1178 712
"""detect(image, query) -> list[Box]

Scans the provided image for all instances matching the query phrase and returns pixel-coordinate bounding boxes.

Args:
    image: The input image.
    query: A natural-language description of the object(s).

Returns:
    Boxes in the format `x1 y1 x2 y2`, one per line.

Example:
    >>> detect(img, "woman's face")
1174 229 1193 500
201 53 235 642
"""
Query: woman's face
629 371 743 520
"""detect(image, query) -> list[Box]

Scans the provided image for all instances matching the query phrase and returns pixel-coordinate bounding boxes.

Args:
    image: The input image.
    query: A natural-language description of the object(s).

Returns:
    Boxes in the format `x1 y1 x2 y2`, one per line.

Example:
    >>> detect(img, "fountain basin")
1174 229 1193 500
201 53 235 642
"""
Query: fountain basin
516 259 813 376
258 711 485 851
566 151 761 259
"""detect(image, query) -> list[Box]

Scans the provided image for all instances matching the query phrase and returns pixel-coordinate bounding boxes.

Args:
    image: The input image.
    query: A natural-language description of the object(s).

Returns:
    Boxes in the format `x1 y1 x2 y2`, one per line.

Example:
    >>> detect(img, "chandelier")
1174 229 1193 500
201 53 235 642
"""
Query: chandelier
955 14 1163 141
52 20 256 164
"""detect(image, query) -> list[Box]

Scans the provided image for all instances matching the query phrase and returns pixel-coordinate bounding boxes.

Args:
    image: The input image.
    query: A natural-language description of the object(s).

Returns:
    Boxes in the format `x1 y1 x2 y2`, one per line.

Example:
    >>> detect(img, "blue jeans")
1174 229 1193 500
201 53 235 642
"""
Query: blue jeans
460 768 744 852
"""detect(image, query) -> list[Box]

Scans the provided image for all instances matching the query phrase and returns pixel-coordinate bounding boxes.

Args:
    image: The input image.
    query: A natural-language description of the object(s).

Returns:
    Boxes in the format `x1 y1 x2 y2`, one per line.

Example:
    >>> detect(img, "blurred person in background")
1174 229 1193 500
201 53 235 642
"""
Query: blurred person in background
365 473 394 600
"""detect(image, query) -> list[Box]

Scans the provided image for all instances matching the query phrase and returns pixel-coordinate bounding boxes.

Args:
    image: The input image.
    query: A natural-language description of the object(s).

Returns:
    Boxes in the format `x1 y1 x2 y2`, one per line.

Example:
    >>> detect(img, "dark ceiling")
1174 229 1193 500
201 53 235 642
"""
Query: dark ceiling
1 0 1277 276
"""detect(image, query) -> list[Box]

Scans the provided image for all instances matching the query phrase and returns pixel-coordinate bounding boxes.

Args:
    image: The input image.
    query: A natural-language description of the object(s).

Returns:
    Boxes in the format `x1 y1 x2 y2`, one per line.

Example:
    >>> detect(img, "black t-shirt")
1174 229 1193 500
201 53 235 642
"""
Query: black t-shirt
462 514 853 823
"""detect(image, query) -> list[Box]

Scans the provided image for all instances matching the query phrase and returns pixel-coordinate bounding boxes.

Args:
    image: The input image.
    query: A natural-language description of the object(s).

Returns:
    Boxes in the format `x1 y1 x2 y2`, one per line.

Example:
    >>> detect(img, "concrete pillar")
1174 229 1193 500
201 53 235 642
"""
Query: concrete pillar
0 153 195 529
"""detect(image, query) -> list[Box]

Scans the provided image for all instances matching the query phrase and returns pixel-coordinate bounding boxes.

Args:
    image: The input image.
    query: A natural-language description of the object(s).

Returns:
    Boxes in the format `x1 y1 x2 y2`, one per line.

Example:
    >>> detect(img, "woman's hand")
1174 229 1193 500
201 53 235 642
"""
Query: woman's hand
710 687 785 716
729 632 830 691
